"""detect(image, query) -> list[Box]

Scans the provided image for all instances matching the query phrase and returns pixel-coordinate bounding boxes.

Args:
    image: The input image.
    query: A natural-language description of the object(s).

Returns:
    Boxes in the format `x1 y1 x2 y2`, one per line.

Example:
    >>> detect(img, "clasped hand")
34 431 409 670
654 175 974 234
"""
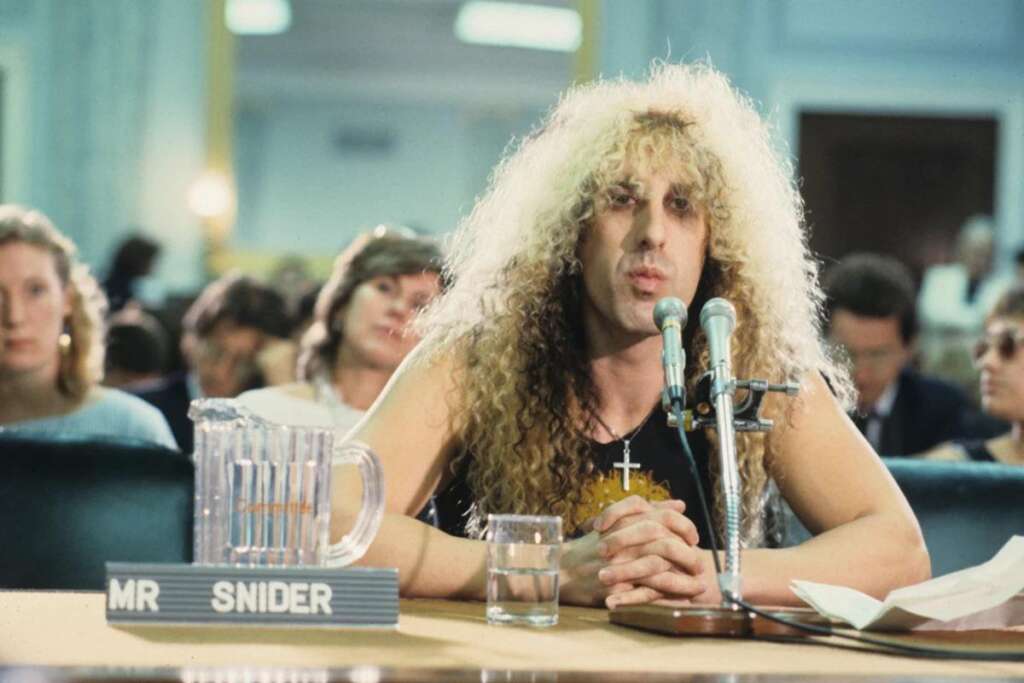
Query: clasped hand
560 495 711 608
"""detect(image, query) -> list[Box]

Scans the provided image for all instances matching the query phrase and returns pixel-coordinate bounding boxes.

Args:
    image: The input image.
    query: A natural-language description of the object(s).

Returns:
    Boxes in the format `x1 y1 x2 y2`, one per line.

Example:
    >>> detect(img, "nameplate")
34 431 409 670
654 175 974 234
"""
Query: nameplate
105 563 399 629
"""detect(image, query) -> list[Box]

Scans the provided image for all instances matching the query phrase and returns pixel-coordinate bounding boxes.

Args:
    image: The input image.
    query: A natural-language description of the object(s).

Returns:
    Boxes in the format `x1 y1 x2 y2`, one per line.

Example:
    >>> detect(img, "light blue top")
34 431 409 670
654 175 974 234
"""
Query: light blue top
0 387 178 450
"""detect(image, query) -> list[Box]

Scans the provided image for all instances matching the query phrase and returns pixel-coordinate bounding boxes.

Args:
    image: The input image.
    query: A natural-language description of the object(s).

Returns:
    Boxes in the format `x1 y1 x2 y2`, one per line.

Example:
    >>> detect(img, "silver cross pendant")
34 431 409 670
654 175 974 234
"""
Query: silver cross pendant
613 439 641 492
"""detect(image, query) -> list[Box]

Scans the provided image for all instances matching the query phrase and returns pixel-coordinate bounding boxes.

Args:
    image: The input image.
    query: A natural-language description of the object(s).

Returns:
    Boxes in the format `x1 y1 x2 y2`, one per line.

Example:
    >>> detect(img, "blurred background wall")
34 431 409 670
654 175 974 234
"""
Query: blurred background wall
1 0 1022 293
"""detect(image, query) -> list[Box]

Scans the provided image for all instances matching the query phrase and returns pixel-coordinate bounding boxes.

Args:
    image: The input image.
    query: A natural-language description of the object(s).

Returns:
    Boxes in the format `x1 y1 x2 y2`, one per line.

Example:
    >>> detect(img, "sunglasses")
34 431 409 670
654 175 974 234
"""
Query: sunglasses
972 329 1024 362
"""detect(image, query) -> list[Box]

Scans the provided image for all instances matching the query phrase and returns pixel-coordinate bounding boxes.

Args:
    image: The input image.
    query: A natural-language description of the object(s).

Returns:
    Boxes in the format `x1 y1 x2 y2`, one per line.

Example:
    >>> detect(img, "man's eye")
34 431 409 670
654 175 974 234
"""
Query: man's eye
607 189 636 208
669 196 691 213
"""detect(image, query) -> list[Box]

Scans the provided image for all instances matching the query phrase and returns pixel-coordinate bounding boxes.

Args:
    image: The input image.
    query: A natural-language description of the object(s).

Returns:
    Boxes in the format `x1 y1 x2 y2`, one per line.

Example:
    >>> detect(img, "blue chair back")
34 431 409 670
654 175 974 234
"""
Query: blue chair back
0 437 193 590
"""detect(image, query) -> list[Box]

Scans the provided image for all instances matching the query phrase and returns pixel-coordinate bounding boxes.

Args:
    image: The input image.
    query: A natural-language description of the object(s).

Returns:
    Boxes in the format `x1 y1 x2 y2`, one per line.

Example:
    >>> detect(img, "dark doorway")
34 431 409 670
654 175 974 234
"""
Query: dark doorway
798 112 997 280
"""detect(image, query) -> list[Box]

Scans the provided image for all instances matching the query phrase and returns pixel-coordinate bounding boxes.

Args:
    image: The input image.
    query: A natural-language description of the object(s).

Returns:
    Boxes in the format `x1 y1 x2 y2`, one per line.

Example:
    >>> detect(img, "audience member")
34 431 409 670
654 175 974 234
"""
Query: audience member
928 284 1024 464
134 273 292 452
824 253 988 455
919 215 1010 334
103 307 169 391
270 254 317 321
102 233 162 313
291 282 321 343
240 233 443 437
0 205 176 448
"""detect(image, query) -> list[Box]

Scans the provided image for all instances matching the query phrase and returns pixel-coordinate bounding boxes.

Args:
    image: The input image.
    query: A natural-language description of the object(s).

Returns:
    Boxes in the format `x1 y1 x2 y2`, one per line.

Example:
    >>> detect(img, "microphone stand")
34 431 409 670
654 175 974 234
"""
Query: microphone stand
611 301 824 638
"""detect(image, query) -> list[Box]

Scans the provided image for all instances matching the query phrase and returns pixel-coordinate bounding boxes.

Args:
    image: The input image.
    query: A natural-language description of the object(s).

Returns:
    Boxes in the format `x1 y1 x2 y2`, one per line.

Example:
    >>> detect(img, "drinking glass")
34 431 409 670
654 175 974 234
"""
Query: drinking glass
485 514 562 627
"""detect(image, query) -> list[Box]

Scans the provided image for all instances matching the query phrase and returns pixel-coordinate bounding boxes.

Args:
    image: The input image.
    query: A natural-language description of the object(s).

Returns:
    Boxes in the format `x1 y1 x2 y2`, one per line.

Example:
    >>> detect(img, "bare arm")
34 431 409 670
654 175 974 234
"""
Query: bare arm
329 347 715 605
329 348 490 599
710 372 930 605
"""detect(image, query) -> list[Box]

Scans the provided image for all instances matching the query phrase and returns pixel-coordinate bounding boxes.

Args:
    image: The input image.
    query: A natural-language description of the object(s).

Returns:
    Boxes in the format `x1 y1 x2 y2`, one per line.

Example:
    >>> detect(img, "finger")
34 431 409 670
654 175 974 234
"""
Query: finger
592 495 654 532
603 508 699 547
607 538 704 576
598 519 680 557
634 570 707 598
651 499 686 514
598 555 673 584
605 586 664 609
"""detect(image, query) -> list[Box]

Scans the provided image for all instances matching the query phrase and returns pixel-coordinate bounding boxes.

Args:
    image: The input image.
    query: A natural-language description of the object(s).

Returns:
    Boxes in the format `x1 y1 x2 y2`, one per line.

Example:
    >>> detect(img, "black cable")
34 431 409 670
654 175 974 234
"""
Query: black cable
668 399 1024 662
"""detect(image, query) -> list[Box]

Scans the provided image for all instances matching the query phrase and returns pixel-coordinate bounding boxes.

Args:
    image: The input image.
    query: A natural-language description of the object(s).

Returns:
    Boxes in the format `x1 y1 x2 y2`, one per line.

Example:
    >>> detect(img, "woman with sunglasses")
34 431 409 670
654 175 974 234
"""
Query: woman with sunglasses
928 284 1024 464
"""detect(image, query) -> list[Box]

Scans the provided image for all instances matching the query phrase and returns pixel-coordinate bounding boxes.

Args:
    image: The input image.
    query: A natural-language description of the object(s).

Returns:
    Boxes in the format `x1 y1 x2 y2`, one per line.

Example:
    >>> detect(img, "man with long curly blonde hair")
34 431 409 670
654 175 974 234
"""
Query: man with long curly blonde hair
331 63 929 608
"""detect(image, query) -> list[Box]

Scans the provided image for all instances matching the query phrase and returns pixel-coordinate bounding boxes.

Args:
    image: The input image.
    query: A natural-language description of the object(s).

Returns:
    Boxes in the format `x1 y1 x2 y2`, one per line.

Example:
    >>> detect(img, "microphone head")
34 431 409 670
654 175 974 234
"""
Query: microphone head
699 297 736 332
653 297 688 330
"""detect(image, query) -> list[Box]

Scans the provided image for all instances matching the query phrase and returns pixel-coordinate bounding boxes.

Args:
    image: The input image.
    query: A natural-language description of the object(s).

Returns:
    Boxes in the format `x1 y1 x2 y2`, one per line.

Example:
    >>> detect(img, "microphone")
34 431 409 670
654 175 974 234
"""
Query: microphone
653 297 687 404
699 298 736 401
699 297 742 601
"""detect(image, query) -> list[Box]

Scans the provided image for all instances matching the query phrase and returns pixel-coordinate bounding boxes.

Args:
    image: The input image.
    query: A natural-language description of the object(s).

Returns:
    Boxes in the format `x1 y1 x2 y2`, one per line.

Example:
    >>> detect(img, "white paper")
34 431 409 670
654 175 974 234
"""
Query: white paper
791 535 1024 631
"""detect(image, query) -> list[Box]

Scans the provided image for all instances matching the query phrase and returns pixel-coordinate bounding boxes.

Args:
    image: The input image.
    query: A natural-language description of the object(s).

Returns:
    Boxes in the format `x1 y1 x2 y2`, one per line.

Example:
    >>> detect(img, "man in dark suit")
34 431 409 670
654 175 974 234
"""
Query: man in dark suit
134 274 293 453
824 253 999 456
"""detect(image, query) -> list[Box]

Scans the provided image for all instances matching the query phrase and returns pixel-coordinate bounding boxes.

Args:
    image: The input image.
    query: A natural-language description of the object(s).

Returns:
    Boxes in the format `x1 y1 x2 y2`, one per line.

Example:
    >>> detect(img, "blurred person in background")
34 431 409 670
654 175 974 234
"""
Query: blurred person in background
290 282 322 345
824 253 994 456
918 216 1012 386
103 307 169 391
927 284 1024 465
135 273 293 452
919 215 1009 333
240 233 443 437
0 205 176 448
102 233 162 313
270 254 317 320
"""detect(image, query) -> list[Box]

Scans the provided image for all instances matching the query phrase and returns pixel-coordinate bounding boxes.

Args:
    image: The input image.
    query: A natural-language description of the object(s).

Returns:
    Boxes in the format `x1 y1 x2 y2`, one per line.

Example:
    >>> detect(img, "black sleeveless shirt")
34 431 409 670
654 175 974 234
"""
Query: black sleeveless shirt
433 408 715 546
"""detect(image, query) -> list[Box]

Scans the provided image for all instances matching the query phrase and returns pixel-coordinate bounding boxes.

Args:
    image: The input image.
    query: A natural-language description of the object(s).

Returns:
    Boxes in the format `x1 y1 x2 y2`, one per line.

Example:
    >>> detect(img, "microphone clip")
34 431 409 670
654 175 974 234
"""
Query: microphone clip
664 372 800 432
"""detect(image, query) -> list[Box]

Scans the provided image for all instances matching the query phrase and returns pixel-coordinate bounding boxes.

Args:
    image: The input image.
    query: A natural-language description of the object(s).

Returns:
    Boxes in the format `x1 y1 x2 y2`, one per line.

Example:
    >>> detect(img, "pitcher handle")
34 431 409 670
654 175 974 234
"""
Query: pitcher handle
324 440 385 567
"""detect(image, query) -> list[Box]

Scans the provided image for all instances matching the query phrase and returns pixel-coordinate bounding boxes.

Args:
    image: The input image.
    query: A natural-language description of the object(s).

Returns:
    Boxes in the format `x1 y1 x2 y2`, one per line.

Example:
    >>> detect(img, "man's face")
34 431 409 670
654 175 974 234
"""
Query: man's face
190 321 266 398
829 309 911 411
578 166 708 348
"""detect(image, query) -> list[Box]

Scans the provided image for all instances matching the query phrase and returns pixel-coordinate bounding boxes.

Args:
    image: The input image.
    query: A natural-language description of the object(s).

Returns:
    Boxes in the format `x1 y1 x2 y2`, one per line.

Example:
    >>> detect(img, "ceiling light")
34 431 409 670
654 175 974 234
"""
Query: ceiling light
187 171 235 220
225 0 292 36
455 1 581 52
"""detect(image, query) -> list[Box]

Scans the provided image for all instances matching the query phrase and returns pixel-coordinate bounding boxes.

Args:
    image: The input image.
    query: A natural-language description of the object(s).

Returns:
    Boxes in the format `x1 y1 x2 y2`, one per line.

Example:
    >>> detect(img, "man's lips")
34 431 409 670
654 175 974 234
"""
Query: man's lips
627 267 667 293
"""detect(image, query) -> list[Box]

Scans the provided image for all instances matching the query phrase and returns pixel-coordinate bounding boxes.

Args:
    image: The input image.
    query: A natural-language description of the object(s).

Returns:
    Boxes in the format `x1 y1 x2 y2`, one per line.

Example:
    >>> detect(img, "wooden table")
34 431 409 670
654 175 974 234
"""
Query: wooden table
1 591 1023 681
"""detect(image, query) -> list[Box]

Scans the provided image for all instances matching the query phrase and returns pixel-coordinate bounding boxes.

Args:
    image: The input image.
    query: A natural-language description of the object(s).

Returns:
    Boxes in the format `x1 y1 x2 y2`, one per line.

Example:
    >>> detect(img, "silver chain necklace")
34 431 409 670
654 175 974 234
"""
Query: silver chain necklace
591 408 655 492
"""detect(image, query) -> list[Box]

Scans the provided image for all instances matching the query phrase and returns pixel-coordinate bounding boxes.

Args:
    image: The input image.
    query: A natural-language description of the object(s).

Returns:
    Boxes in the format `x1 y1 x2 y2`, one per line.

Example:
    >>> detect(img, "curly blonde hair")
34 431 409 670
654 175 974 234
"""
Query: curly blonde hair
418 63 854 543
0 204 107 399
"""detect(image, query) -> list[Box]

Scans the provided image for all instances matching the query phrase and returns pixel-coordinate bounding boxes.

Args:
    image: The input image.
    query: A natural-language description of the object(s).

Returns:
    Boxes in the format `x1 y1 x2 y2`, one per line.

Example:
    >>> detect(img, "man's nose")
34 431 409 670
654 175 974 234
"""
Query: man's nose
852 360 873 386
634 204 668 250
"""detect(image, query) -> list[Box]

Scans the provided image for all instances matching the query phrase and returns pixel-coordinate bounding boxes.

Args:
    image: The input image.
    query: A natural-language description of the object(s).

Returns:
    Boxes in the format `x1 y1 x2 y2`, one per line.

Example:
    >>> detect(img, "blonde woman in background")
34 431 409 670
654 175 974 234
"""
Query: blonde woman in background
0 204 176 448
